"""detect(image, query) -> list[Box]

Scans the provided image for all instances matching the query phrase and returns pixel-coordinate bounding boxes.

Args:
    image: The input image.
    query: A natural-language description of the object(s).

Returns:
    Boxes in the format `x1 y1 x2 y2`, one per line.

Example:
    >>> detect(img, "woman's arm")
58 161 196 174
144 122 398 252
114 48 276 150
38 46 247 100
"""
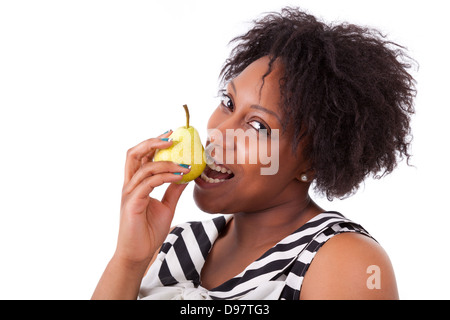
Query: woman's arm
92 254 151 300
300 232 399 300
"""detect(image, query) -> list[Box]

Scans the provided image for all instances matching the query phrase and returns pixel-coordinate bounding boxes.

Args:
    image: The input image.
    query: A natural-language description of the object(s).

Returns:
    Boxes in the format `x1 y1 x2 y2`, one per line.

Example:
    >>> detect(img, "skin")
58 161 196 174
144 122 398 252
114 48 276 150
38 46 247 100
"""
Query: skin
92 56 399 300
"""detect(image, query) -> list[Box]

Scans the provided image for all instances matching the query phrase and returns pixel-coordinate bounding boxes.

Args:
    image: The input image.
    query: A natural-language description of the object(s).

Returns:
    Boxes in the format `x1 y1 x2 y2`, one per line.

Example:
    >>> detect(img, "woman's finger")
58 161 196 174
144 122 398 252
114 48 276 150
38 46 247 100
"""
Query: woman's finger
124 132 173 185
129 172 185 200
140 130 174 165
161 182 189 213
123 161 191 195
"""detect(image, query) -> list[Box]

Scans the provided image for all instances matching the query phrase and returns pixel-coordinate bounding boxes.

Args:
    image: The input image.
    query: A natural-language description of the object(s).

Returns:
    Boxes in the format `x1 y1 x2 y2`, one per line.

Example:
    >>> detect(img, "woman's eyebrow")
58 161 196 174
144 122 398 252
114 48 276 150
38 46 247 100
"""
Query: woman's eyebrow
250 104 282 125
229 80 237 94
229 80 282 125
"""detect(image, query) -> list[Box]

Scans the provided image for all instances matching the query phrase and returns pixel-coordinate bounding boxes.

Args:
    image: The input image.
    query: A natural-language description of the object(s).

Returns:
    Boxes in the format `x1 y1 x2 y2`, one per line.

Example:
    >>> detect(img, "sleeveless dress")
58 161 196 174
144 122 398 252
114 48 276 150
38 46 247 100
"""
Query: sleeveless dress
139 211 373 300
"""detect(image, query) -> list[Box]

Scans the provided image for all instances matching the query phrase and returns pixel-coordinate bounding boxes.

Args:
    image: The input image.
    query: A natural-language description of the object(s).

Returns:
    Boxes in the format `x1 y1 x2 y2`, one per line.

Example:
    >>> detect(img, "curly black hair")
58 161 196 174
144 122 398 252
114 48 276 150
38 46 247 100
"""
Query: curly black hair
220 7 417 200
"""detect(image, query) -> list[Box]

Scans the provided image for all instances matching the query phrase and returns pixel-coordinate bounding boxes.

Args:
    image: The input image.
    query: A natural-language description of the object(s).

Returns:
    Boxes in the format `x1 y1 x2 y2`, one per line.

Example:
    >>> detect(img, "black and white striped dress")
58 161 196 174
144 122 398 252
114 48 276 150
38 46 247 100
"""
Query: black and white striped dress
139 211 373 300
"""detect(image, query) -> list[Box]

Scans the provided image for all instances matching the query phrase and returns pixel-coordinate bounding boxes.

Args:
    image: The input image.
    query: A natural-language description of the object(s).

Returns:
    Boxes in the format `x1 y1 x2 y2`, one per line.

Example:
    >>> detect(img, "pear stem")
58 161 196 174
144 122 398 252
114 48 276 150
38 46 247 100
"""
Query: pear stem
183 104 190 128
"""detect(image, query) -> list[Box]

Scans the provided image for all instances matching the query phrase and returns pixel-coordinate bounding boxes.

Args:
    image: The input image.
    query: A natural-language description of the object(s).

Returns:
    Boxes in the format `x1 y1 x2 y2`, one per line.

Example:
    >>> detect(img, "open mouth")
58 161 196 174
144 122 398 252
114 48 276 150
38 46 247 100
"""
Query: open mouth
200 162 235 184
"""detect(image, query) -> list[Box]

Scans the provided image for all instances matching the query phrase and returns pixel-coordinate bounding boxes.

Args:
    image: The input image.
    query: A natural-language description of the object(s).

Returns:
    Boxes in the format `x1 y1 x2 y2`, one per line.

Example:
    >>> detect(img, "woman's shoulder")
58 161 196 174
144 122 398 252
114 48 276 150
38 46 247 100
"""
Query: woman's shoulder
300 231 399 299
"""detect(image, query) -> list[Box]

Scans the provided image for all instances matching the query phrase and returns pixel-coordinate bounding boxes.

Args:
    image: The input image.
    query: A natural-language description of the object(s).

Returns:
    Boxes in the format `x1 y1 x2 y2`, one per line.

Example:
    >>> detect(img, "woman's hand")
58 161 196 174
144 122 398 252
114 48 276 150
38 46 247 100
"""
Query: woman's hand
115 130 191 266
92 131 191 299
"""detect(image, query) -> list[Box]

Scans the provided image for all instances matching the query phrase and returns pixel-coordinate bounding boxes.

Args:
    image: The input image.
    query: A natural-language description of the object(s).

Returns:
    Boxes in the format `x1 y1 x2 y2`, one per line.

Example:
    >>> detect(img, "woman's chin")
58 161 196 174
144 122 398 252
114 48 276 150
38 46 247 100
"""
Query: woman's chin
193 184 228 214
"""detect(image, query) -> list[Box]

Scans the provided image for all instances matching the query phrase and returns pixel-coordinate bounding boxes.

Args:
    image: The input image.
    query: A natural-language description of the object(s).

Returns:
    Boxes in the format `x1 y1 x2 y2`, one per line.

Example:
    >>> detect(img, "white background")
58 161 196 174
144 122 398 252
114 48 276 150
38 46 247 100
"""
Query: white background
1 0 449 299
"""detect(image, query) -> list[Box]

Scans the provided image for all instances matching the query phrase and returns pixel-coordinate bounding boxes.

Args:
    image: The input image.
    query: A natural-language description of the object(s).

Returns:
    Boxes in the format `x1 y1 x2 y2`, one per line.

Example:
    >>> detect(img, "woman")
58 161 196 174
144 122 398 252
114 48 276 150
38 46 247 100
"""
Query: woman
93 8 415 300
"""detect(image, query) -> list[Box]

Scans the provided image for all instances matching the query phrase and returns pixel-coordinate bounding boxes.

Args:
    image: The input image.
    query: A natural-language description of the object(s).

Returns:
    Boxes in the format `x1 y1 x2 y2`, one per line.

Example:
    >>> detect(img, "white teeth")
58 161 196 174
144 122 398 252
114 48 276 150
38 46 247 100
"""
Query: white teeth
202 162 234 184
200 172 228 184
207 162 233 175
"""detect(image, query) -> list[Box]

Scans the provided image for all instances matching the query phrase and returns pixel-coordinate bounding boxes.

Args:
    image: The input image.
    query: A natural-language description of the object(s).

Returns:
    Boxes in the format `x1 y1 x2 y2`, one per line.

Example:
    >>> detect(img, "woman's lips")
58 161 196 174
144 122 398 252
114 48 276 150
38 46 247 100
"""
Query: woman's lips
195 161 235 186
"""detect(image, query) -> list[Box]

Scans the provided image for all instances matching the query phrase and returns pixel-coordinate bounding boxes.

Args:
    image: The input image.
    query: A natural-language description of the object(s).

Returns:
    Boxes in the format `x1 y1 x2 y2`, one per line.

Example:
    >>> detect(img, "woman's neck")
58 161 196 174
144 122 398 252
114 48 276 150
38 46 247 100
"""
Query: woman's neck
227 194 324 250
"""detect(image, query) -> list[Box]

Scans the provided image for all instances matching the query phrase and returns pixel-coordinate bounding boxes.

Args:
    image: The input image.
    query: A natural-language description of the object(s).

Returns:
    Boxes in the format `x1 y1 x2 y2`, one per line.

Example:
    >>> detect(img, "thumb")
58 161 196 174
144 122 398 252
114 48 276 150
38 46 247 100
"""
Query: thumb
161 182 189 213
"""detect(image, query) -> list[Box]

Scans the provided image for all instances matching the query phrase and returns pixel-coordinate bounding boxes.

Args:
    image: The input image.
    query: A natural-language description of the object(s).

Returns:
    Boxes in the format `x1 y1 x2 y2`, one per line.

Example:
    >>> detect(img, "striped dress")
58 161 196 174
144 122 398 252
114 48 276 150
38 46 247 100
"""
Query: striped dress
139 211 373 300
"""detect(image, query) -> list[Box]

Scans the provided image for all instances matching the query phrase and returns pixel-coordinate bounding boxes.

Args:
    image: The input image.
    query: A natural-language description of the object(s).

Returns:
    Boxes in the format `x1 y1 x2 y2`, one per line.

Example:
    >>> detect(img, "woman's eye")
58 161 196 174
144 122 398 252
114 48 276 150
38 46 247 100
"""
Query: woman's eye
221 94 234 111
249 120 270 135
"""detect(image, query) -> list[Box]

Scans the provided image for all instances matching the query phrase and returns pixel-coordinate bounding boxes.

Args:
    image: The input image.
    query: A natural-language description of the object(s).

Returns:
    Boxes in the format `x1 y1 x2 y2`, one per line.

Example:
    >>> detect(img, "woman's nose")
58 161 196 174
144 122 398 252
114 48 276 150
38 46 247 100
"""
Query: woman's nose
206 116 239 165
207 116 238 151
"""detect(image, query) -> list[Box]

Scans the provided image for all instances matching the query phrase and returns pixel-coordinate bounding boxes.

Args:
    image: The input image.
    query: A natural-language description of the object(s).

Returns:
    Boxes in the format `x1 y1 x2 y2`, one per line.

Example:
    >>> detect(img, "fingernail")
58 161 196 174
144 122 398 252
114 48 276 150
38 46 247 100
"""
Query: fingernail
160 138 173 142
163 129 171 134
173 172 184 176
178 164 191 169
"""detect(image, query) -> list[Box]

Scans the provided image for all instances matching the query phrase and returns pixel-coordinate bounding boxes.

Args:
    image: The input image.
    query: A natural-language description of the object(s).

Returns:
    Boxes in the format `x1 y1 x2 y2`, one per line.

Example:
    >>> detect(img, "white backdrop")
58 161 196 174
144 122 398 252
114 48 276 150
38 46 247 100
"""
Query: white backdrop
1 0 448 299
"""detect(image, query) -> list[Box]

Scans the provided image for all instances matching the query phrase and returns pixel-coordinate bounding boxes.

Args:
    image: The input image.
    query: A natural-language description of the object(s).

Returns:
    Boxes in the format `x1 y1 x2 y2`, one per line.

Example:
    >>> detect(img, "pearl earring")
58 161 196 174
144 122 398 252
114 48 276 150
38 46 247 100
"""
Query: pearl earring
300 174 308 182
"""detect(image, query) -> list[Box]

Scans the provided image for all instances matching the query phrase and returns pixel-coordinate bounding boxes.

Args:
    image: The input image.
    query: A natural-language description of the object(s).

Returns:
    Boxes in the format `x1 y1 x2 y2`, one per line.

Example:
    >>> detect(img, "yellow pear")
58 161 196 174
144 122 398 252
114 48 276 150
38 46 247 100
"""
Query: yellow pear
153 104 206 183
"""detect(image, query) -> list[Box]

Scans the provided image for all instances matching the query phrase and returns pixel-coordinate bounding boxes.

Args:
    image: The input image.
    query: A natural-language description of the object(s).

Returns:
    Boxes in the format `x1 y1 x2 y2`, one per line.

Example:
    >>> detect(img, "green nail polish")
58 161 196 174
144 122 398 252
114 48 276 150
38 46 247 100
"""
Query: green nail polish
178 164 191 169
160 138 172 142
173 172 183 175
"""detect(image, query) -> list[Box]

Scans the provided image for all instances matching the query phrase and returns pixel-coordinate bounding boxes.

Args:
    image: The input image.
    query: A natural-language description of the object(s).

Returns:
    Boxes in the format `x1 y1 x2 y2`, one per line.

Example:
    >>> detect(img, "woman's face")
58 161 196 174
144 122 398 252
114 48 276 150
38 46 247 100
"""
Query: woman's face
193 56 308 214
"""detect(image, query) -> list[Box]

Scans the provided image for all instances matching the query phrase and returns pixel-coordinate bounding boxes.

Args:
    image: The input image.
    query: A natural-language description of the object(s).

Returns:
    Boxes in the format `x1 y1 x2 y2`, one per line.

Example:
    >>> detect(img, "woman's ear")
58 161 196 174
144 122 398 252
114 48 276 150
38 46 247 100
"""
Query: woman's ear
291 128 314 183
